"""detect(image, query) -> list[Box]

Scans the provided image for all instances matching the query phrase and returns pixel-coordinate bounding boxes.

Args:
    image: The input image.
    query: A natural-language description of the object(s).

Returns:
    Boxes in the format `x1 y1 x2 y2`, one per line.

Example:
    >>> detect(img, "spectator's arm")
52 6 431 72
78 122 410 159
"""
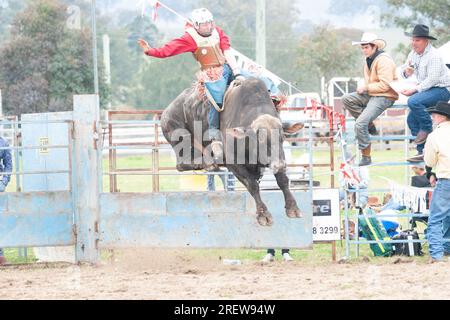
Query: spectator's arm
400 53 412 79
425 165 437 181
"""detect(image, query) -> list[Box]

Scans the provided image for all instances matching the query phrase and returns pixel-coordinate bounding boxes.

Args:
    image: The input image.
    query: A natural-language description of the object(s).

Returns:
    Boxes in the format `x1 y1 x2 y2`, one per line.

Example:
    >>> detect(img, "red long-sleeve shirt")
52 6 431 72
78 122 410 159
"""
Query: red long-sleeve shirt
145 27 231 58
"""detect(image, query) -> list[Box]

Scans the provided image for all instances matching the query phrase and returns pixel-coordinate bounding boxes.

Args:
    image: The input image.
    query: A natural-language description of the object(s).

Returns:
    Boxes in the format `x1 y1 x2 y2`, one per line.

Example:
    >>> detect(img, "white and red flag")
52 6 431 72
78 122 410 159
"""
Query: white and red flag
140 0 161 22
149 0 161 22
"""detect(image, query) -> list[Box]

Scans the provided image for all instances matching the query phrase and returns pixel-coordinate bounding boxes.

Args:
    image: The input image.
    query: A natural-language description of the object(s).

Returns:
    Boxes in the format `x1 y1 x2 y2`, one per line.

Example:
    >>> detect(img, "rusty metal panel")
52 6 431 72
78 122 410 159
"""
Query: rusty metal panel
0 192 74 248
99 191 312 249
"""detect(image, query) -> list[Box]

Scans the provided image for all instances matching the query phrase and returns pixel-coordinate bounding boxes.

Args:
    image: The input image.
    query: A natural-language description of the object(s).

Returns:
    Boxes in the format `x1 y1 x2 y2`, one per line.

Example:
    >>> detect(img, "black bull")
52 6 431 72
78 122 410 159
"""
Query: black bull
161 78 304 226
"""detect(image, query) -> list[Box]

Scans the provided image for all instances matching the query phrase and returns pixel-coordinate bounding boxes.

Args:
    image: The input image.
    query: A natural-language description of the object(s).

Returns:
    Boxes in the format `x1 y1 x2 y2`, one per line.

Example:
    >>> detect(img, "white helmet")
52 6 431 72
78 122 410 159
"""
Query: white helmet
191 8 214 30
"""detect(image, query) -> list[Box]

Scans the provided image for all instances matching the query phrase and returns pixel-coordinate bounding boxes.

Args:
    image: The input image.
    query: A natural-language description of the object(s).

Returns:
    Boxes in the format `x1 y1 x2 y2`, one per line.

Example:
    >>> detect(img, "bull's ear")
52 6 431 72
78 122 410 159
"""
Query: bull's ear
283 122 304 135
226 127 248 139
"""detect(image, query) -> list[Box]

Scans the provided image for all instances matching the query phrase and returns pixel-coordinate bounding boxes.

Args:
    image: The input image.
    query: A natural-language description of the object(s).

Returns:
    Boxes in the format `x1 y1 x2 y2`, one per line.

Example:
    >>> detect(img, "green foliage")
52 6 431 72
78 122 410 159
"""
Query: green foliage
0 0 110 115
295 25 362 92
0 0 372 112
385 0 450 46
106 13 196 110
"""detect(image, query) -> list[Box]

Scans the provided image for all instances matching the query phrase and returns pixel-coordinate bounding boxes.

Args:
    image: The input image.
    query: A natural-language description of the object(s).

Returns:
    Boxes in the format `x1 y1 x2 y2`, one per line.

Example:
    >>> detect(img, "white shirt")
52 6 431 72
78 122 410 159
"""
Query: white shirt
402 44 450 93
424 121 450 179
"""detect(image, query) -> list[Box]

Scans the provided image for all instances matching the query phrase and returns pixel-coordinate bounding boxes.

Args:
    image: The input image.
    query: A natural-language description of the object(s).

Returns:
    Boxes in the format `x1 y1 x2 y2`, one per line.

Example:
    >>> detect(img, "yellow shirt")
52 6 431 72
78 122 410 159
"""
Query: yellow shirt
424 121 450 179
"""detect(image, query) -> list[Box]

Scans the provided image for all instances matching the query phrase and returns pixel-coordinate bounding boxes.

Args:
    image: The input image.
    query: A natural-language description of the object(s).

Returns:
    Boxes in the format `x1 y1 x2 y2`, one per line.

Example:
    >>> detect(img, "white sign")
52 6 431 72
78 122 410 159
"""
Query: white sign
39 137 49 155
313 189 341 241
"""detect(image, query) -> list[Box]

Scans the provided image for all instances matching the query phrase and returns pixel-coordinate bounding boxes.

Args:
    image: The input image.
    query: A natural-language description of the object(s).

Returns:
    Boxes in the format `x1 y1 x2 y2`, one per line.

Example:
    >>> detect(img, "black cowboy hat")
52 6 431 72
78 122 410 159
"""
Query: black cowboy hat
426 101 450 118
405 24 437 40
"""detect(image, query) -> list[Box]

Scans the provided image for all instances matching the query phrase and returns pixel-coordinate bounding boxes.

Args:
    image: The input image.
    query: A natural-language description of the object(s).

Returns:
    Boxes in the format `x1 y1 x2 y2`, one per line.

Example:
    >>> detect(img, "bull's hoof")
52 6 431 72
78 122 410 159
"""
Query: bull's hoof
286 207 303 218
257 213 273 226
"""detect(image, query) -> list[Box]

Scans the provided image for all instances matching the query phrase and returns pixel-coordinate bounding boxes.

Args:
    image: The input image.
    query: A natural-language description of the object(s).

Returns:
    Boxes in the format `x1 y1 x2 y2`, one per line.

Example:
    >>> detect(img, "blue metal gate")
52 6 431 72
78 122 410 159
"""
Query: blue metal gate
0 95 313 263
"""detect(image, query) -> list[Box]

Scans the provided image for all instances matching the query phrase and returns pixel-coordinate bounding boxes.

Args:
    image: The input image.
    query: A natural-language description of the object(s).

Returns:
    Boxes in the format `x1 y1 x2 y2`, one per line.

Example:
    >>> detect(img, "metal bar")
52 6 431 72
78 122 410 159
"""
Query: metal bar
370 135 415 141
351 239 428 244
344 189 350 258
364 162 427 167
113 144 118 192
346 187 434 193
97 120 103 194
13 118 21 192
0 120 73 126
91 0 99 94
68 122 74 194
101 120 162 125
0 145 69 151
107 110 163 115
1 170 70 175
108 117 114 193
103 171 268 176
73 95 100 263
154 115 160 192
308 120 313 192
347 213 429 219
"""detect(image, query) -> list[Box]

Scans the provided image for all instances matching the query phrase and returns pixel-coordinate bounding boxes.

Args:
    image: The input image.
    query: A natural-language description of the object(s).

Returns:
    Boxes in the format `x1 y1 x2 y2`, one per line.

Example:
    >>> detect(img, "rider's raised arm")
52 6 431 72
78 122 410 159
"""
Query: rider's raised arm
145 33 197 58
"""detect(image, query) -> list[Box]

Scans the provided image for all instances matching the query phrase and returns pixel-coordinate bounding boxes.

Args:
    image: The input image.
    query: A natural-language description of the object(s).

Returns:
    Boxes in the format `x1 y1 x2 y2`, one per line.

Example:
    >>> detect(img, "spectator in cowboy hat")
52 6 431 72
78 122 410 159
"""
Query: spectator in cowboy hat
424 101 450 262
411 164 432 188
342 32 398 166
401 25 450 163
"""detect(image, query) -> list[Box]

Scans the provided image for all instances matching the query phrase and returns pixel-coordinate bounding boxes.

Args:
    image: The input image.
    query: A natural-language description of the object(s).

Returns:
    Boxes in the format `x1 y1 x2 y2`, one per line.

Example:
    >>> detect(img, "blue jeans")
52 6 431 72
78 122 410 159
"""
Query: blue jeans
207 169 236 191
342 93 394 149
0 248 3 257
407 87 450 153
427 179 450 259
205 64 234 135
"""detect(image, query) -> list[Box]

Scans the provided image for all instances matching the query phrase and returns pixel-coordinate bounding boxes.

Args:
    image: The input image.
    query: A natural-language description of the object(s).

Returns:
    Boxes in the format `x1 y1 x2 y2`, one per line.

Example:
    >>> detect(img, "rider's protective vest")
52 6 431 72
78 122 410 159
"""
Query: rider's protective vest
185 27 226 70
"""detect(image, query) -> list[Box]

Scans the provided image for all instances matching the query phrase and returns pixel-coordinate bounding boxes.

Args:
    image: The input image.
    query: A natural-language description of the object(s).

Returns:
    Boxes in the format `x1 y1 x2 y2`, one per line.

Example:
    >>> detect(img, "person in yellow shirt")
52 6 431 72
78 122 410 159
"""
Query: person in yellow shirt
424 101 450 263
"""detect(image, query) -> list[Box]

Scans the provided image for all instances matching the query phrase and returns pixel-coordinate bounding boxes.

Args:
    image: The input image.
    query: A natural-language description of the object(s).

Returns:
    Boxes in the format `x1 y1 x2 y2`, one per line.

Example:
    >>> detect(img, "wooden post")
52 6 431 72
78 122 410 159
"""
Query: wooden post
73 95 100 263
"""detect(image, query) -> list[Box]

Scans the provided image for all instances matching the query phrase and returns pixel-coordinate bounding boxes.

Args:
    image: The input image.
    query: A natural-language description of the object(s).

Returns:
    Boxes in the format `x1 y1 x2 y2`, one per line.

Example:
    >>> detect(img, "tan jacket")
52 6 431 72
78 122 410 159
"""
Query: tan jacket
364 53 399 101
424 121 450 179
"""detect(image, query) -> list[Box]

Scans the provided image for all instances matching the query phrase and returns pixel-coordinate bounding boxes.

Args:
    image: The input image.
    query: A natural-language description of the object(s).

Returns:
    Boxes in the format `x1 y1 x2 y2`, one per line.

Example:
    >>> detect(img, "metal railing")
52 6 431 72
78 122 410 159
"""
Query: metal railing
340 104 445 258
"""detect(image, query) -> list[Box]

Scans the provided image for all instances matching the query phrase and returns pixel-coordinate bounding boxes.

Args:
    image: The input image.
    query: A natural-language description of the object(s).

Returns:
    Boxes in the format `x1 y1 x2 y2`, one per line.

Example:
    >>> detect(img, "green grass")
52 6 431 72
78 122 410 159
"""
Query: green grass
2 248 37 264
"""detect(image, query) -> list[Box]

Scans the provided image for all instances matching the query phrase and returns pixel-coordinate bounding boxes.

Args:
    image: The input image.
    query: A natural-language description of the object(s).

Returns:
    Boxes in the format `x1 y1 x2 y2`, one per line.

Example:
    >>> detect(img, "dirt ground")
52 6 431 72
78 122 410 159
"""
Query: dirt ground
1 249 449 300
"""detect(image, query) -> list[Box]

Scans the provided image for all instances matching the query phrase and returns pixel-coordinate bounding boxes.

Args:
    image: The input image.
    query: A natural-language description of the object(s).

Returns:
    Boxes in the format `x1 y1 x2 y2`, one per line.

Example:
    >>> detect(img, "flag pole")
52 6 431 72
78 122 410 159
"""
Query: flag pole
153 1 192 24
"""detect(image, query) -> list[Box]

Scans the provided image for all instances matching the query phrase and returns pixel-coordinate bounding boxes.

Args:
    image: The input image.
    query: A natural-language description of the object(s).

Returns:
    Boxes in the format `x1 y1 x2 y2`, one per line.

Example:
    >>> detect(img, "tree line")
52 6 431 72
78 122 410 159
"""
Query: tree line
0 0 447 115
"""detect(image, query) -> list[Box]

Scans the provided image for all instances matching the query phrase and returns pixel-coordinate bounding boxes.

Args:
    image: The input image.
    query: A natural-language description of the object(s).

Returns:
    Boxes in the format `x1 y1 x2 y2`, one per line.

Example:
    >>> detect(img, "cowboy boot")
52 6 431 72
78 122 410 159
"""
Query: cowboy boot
359 144 372 166
368 122 378 135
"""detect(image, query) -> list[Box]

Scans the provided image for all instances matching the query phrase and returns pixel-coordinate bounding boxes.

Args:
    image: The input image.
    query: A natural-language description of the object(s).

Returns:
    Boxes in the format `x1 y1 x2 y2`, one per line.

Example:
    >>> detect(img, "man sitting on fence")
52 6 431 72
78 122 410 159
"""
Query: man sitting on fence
342 33 398 166
0 135 12 265
401 25 450 163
